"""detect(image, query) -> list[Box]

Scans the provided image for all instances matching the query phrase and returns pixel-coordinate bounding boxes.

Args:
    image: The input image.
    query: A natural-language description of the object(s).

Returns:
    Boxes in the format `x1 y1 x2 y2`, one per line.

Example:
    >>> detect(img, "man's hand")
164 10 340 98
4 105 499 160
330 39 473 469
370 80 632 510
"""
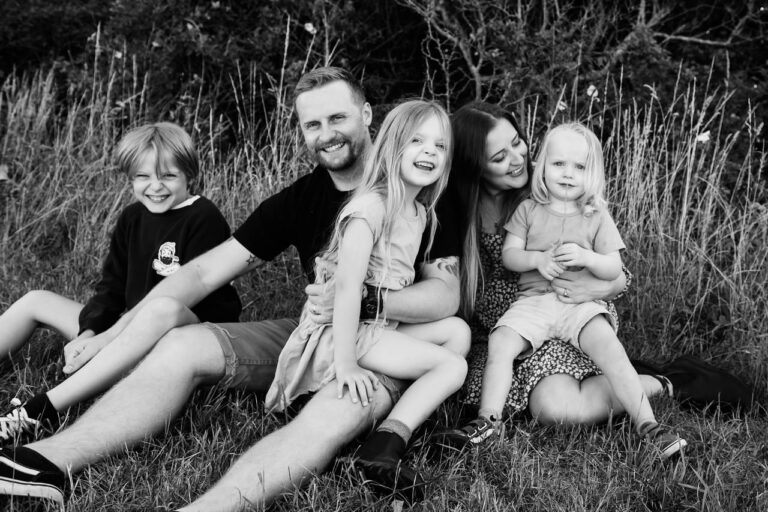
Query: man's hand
63 330 110 374
554 243 592 269
305 257 337 323
335 361 379 407
536 248 565 281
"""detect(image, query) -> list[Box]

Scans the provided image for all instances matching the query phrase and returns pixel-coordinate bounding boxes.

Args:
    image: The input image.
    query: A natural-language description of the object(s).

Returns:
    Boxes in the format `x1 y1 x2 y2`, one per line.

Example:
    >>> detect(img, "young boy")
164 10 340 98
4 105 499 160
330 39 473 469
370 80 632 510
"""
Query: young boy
0 122 241 441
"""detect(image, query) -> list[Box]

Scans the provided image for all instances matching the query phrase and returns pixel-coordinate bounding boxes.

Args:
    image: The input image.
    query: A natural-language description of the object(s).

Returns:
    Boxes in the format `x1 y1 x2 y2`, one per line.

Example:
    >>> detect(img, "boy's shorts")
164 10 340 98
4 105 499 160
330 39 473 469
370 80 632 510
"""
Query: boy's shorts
203 319 405 403
492 293 616 355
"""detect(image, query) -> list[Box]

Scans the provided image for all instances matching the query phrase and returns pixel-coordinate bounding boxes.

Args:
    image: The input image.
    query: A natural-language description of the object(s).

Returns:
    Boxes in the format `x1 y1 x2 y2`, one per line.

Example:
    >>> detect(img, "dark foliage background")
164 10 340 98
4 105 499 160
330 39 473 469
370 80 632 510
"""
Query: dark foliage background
1 0 765 142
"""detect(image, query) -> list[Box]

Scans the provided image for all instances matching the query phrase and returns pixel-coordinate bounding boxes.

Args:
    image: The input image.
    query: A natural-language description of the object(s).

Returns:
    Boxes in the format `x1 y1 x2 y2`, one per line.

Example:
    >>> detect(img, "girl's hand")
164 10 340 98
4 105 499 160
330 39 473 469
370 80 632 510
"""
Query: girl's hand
554 243 592 269
536 248 565 281
63 331 109 374
335 362 379 406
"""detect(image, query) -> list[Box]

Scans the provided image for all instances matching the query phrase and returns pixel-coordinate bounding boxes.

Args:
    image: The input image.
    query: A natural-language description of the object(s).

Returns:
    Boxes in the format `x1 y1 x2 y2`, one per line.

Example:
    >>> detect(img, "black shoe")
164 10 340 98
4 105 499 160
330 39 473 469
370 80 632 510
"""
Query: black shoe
356 431 426 503
663 355 756 413
0 446 66 506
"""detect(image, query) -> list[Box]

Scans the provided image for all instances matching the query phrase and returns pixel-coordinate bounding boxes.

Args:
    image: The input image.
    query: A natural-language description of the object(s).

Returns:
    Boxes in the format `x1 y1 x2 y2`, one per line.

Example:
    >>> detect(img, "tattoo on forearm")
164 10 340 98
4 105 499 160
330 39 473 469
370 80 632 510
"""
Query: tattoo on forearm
434 256 460 277
246 253 259 266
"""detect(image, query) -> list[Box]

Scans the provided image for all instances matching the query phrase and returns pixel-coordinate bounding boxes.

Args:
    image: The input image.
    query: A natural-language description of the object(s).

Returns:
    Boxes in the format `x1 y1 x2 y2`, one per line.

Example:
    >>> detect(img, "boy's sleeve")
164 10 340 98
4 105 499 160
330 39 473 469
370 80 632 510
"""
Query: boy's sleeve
593 210 626 254
77 213 130 335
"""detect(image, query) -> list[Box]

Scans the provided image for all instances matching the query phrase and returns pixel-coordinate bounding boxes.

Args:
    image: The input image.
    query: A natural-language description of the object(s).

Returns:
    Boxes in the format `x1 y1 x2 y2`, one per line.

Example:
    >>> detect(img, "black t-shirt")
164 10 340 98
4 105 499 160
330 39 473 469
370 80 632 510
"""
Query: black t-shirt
233 166 461 282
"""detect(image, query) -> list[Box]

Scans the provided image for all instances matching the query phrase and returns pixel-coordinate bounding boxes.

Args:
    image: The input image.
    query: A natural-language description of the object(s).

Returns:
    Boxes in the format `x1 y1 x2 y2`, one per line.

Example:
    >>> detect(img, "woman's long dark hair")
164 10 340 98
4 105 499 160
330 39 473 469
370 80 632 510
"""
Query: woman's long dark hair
449 102 533 319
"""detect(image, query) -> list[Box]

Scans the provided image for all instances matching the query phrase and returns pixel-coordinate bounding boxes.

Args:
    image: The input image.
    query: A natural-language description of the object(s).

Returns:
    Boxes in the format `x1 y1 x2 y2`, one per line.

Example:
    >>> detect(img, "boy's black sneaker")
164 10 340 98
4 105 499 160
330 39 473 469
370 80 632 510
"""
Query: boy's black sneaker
0 446 66 507
0 394 60 443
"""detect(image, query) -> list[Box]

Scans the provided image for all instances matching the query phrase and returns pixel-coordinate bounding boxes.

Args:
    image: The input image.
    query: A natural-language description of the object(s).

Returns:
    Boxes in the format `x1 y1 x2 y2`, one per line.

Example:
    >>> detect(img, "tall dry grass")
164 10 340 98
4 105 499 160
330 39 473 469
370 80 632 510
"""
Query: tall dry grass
0 54 766 511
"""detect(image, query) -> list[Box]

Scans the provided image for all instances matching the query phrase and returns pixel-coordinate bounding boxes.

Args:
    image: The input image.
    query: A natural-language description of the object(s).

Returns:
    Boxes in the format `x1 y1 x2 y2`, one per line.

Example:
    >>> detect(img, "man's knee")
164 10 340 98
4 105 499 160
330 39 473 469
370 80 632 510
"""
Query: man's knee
294 383 391 440
148 324 226 381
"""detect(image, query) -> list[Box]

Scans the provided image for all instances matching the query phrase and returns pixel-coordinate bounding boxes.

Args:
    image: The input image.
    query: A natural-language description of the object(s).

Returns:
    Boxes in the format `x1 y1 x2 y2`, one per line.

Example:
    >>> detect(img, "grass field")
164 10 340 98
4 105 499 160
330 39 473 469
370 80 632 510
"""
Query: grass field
0 65 766 511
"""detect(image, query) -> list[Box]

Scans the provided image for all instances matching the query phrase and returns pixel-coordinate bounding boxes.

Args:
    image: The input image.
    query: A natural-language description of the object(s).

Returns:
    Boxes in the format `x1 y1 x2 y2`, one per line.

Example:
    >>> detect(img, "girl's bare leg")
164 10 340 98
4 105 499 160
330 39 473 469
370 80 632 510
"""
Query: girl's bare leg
479 326 530 419
359 330 467 431
396 316 471 357
577 316 656 428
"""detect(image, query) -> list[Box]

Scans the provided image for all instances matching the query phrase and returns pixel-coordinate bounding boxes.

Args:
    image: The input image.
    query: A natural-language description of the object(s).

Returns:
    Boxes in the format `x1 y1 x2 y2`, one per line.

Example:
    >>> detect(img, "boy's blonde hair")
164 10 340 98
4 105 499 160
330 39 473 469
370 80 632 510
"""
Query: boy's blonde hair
324 99 452 281
531 122 606 215
115 122 200 190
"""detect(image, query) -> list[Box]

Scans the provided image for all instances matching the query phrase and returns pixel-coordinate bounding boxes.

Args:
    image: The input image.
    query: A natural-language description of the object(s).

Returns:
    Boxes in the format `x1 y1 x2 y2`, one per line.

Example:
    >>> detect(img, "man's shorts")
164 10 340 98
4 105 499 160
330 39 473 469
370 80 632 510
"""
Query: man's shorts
493 293 616 355
203 319 405 403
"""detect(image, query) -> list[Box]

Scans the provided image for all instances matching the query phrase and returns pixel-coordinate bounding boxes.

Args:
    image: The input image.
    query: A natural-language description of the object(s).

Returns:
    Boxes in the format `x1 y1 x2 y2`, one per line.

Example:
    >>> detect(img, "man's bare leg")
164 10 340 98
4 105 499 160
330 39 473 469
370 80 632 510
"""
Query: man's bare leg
181 383 393 512
26 323 226 472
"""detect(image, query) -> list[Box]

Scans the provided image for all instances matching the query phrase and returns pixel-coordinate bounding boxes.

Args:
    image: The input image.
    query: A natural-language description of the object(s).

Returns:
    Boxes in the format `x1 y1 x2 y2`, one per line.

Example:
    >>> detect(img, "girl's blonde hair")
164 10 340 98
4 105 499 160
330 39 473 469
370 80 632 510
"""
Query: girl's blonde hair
324 99 452 284
115 122 199 191
531 122 606 215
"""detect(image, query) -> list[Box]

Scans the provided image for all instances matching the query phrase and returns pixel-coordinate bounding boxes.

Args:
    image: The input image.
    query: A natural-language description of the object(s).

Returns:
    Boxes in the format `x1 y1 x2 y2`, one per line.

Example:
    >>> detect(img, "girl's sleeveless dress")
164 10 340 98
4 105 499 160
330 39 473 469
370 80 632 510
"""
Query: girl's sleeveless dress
461 231 612 413
265 193 426 411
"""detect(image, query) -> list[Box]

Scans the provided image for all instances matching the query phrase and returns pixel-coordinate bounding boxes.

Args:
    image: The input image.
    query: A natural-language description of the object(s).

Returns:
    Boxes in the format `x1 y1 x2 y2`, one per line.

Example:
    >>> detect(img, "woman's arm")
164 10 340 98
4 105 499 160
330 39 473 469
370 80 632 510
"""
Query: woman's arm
550 266 628 304
332 218 380 406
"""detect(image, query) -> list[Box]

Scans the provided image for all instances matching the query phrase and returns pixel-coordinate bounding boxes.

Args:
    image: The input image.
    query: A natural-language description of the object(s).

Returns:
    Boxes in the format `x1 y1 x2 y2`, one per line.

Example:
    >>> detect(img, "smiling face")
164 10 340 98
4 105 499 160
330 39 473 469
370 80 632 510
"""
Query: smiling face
482 118 529 194
399 114 448 197
295 80 372 175
131 149 190 214
542 128 588 205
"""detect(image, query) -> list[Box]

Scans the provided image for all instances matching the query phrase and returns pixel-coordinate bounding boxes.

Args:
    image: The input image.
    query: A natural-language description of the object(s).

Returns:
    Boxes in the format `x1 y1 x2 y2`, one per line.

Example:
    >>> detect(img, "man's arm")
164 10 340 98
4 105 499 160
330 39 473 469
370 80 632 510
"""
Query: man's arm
66 237 261 371
380 256 460 323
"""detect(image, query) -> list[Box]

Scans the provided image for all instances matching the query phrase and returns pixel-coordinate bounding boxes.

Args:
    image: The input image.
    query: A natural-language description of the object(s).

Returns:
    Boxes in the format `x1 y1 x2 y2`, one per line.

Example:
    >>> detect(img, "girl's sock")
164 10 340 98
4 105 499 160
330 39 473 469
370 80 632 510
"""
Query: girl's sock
378 418 412 444
23 393 59 428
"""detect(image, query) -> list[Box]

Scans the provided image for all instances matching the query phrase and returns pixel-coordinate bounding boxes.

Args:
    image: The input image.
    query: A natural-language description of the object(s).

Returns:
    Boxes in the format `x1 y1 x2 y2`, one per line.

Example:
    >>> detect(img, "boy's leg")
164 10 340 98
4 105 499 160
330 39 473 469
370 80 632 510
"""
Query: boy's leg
0 291 82 359
46 297 199 411
578 316 656 427
396 317 471 356
181 381 392 512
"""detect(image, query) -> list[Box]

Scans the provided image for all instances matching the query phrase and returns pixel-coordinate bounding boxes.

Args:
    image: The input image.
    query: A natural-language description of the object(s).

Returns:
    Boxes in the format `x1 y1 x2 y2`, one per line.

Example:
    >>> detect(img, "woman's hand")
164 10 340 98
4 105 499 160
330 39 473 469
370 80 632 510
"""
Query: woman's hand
335 361 379 406
551 268 618 304
536 248 565 281
63 330 110 374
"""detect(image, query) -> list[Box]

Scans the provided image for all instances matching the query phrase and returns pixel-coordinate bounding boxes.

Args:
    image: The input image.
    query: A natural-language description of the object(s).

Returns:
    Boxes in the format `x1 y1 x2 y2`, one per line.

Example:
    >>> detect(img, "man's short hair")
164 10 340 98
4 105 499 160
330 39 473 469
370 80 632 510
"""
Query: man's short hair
293 67 366 106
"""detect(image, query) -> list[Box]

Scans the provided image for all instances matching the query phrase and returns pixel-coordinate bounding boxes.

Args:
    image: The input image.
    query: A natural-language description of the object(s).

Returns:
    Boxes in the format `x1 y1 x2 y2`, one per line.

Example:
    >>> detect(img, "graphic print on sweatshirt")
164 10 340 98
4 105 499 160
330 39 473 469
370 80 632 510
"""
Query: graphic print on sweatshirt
152 241 181 276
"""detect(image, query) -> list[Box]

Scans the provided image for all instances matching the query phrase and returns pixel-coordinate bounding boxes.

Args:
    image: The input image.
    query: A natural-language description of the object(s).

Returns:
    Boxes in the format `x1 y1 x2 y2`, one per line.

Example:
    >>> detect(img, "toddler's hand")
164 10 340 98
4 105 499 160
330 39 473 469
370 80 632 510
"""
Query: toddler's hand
554 243 592 269
335 362 379 407
536 249 565 281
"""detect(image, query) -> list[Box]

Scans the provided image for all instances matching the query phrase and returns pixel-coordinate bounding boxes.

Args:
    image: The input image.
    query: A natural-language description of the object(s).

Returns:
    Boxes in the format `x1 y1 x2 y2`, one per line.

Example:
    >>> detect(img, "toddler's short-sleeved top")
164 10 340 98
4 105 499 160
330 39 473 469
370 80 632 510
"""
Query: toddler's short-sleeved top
504 199 625 297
